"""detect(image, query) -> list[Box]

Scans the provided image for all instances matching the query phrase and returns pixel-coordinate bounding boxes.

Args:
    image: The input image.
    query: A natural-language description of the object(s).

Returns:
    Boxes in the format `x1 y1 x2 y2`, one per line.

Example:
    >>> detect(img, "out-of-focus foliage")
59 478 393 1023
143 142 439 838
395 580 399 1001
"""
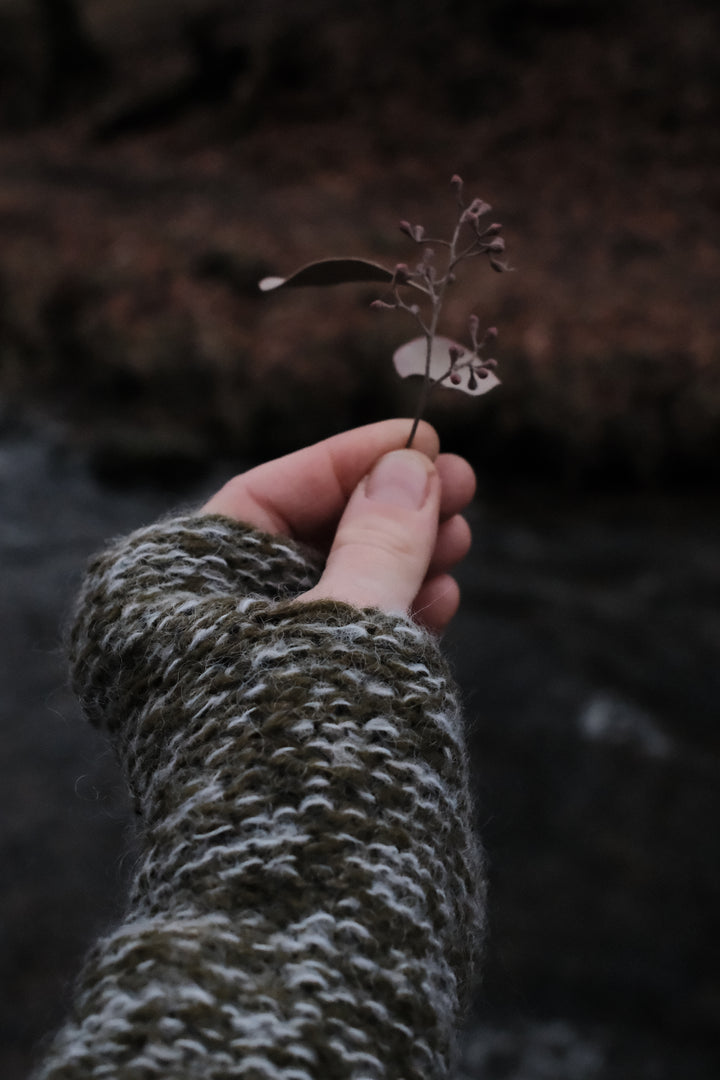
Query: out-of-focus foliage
0 0 717 488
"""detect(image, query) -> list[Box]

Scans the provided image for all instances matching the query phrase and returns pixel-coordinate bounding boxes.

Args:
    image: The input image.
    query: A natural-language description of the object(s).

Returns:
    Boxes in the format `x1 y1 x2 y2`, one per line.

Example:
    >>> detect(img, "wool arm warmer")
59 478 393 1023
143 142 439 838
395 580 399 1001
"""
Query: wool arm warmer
35 514 485 1080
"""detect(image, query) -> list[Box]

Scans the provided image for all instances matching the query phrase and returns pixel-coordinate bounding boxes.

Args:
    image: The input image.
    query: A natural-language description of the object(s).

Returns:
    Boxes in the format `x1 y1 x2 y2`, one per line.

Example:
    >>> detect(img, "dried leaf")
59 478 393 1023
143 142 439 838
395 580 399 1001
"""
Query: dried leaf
393 336 501 396
259 258 395 292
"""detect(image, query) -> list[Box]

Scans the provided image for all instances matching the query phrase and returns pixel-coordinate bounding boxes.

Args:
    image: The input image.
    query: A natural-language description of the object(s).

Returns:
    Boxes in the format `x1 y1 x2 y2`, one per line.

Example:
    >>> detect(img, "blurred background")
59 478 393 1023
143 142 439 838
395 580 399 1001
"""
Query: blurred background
1 1 719 1077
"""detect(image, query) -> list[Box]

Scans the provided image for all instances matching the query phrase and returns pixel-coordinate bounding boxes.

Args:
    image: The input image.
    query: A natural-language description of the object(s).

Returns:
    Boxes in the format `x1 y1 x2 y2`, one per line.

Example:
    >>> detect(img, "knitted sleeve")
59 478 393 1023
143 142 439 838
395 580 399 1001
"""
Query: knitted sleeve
35 513 485 1080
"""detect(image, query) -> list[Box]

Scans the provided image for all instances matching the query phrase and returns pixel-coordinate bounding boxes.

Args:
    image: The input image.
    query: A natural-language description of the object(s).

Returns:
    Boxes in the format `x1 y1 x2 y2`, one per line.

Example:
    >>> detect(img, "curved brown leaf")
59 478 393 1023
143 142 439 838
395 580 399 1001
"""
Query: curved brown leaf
259 258 395 292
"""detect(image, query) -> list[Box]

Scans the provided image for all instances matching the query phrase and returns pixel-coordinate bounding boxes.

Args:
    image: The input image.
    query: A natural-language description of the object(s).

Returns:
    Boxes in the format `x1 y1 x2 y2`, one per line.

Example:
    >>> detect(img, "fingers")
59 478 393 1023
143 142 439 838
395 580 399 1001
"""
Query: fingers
410 574 461 634
298 449 441 616
201 421 477 633
435 454 476 522
429 513 472 575
202 419 440 544
412 517 471 635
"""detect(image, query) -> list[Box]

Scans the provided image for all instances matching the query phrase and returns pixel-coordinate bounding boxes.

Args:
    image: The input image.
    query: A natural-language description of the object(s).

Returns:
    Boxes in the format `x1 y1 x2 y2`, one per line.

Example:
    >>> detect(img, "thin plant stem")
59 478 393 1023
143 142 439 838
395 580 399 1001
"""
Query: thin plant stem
405 219 463 448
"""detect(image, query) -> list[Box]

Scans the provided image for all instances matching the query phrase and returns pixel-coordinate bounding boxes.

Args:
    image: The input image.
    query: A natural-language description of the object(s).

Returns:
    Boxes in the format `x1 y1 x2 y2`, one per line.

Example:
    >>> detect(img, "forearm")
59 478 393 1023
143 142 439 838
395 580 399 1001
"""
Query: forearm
35 516 485 1079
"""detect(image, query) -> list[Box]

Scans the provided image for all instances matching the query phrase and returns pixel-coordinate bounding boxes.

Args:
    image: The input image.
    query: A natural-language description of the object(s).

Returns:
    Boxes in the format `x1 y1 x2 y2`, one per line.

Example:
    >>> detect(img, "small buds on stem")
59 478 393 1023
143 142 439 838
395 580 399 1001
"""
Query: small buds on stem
258 176 510 448
373 175 509 447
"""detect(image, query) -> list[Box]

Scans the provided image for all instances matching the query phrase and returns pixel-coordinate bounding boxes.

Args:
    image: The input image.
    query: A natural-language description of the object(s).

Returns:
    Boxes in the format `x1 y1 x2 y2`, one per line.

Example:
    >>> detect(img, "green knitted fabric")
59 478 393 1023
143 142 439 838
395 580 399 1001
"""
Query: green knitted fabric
35 514 485 1080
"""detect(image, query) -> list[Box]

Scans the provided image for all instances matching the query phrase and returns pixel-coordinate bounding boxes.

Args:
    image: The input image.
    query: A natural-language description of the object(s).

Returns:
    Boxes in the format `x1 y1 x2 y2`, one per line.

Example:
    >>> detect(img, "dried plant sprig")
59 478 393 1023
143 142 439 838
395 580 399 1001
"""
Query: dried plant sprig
372 179 508 445
258 176 509 448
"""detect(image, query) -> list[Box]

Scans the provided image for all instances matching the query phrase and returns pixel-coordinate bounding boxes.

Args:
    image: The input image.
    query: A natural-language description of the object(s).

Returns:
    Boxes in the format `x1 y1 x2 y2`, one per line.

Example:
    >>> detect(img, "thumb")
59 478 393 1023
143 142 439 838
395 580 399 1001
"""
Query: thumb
298 449 440 615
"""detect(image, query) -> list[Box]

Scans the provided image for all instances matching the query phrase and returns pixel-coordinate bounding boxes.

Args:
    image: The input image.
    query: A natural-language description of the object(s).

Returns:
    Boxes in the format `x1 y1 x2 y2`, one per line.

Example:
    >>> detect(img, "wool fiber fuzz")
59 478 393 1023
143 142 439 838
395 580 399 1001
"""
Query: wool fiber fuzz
35 514 485 1080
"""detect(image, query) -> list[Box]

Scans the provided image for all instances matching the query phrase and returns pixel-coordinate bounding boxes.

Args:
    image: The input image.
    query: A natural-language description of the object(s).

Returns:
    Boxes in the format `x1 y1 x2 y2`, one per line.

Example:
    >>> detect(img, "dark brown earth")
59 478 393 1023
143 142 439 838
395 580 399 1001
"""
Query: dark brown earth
0 0 718 489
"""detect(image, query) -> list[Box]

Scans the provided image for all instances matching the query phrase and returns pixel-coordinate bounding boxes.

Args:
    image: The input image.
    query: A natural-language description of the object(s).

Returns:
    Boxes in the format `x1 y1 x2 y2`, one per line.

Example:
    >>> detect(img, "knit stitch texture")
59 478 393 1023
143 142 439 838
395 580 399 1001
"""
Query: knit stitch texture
35 513 485 1080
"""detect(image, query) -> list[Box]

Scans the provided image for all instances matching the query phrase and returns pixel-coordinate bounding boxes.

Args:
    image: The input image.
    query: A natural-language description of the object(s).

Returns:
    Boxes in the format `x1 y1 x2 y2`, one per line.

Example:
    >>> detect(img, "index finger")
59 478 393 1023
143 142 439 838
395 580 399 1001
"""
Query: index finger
201 419 441 543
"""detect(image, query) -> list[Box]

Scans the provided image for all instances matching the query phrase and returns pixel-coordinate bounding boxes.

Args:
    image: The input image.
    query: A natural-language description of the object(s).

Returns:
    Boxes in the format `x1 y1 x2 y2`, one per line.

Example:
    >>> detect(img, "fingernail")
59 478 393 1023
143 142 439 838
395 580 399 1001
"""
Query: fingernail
365 450 432 510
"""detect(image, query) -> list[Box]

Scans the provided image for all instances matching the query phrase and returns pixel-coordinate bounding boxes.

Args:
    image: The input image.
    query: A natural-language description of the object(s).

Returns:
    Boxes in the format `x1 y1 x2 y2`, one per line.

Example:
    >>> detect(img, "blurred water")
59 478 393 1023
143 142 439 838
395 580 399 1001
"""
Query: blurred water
1 419 718 1079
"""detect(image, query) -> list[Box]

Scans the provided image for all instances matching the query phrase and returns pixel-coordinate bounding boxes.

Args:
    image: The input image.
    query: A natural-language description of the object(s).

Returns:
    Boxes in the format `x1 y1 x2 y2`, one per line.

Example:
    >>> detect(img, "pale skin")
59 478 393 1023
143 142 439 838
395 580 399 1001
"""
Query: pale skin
202 419 476 635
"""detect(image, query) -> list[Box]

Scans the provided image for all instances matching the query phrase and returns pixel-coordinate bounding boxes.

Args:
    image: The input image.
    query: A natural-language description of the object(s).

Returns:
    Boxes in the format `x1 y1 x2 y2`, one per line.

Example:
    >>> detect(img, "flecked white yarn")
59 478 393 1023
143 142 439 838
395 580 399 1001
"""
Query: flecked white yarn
34 514 485 1080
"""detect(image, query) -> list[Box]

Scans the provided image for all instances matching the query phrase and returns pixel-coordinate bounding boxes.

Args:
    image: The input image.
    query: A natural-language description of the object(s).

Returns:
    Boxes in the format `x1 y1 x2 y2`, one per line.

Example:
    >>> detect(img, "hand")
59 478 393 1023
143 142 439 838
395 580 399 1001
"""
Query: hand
202 419 476 634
